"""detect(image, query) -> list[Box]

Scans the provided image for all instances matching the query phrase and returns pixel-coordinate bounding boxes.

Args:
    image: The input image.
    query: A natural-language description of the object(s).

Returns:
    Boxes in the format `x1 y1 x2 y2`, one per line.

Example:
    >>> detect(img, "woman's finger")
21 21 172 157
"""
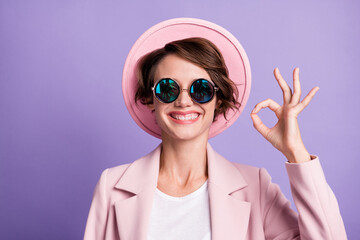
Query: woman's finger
290 67 301 105
250 112 271 139
251 98 281 115
294 86 320 113
274 68 292 104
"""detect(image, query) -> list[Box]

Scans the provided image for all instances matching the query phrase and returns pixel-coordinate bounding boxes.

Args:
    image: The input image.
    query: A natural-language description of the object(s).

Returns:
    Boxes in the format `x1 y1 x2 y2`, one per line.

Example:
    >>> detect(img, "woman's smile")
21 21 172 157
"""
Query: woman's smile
168 111 201 124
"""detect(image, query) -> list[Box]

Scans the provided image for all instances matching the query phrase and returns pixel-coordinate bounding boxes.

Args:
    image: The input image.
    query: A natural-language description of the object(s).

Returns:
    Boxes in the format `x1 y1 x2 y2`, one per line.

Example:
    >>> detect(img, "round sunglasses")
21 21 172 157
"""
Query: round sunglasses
151 78 219 104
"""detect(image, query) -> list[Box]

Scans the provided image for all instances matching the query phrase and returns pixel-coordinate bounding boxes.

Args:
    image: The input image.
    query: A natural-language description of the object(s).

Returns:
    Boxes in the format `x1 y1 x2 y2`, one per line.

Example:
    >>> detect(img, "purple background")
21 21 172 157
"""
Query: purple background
1 0 359 239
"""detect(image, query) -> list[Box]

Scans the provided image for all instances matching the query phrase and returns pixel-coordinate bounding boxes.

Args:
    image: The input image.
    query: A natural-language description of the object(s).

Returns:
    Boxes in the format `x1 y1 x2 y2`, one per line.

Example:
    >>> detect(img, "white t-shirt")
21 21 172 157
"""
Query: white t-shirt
147 180 211 240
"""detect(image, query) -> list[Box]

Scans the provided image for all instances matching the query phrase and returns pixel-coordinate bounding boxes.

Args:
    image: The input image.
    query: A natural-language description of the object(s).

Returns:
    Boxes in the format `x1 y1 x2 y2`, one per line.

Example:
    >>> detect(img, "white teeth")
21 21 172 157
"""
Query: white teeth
171 113 199 120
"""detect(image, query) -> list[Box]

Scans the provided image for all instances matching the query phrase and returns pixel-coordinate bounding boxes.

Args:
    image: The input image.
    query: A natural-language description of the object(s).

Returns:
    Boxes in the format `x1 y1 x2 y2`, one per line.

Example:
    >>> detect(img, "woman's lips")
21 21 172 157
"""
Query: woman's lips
168 111 200 124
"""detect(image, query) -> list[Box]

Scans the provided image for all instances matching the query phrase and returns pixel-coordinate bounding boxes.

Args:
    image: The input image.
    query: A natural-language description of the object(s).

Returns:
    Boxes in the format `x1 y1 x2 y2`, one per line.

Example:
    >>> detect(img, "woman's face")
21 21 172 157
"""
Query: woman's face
150 54 218 142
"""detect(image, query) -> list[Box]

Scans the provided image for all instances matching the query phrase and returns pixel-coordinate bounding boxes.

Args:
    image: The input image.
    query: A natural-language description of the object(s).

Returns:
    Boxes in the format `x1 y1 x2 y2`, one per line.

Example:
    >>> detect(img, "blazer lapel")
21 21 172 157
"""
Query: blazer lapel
112 143 250 240
113 145 162 240
207 143 251 240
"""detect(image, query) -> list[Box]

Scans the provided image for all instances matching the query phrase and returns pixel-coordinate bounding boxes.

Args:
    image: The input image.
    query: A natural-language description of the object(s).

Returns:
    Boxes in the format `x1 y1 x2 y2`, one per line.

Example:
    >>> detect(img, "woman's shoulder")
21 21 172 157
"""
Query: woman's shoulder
95 163 132 189
231 161 260 172
230 161 264 182
225 161 282 196
106 163 132 178
209 145 266 185
97 148 158 189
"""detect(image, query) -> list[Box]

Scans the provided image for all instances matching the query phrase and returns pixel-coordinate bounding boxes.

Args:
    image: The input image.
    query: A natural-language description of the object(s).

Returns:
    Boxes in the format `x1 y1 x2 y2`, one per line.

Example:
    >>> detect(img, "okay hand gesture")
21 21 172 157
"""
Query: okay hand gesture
250 68 319 163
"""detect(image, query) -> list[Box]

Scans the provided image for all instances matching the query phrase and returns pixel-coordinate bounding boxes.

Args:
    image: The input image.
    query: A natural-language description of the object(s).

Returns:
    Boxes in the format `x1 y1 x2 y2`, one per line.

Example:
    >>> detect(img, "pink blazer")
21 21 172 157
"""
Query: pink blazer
84 143 347 240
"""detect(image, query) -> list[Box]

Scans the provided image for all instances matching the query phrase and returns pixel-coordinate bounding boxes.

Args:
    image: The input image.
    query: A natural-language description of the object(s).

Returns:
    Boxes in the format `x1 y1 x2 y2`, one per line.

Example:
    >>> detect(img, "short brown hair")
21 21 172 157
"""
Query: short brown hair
135 37 240 120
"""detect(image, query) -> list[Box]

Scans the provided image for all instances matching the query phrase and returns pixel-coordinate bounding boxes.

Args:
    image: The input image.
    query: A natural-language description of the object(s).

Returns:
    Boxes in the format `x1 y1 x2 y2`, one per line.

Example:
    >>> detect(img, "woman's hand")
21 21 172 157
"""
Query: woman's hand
250 67 319 163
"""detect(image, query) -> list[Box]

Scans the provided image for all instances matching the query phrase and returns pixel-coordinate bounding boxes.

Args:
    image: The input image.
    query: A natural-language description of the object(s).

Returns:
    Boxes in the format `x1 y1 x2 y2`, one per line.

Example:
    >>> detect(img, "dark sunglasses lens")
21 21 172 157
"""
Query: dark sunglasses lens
155 79 179 103
190 79 215 103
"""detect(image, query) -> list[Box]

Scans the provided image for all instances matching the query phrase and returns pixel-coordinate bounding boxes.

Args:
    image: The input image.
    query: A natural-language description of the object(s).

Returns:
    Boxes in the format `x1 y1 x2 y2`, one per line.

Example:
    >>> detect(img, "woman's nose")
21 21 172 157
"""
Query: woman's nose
174 89 193 107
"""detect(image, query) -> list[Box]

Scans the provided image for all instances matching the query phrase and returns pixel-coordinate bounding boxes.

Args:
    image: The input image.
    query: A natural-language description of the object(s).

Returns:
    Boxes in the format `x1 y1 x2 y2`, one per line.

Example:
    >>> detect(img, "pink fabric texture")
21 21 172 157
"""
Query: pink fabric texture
84 144 347 240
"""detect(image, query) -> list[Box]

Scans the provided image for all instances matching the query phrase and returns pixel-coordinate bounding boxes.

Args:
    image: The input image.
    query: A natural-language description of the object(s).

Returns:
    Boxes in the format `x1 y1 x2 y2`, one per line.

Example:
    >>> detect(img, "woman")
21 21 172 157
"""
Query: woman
84 19 347 240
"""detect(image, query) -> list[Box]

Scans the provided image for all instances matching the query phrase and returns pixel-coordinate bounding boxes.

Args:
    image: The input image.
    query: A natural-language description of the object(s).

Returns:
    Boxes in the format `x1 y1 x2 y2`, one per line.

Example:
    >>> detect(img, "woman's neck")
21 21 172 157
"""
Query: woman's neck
159 136 208 187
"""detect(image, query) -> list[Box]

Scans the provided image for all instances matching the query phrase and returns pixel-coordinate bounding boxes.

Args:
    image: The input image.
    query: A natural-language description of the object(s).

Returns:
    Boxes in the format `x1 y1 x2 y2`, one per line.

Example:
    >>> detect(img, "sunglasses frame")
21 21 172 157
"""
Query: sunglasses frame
151 78 219 104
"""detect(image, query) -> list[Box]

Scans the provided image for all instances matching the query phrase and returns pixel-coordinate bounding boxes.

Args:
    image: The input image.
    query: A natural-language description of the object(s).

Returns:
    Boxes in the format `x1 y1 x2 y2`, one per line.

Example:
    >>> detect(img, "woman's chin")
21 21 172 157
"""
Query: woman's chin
161 129 210 142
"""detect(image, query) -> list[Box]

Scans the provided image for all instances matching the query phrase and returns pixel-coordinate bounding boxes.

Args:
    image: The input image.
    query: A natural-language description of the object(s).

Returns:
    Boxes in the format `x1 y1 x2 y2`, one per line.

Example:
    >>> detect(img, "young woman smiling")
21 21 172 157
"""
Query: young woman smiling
84 18 347 240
